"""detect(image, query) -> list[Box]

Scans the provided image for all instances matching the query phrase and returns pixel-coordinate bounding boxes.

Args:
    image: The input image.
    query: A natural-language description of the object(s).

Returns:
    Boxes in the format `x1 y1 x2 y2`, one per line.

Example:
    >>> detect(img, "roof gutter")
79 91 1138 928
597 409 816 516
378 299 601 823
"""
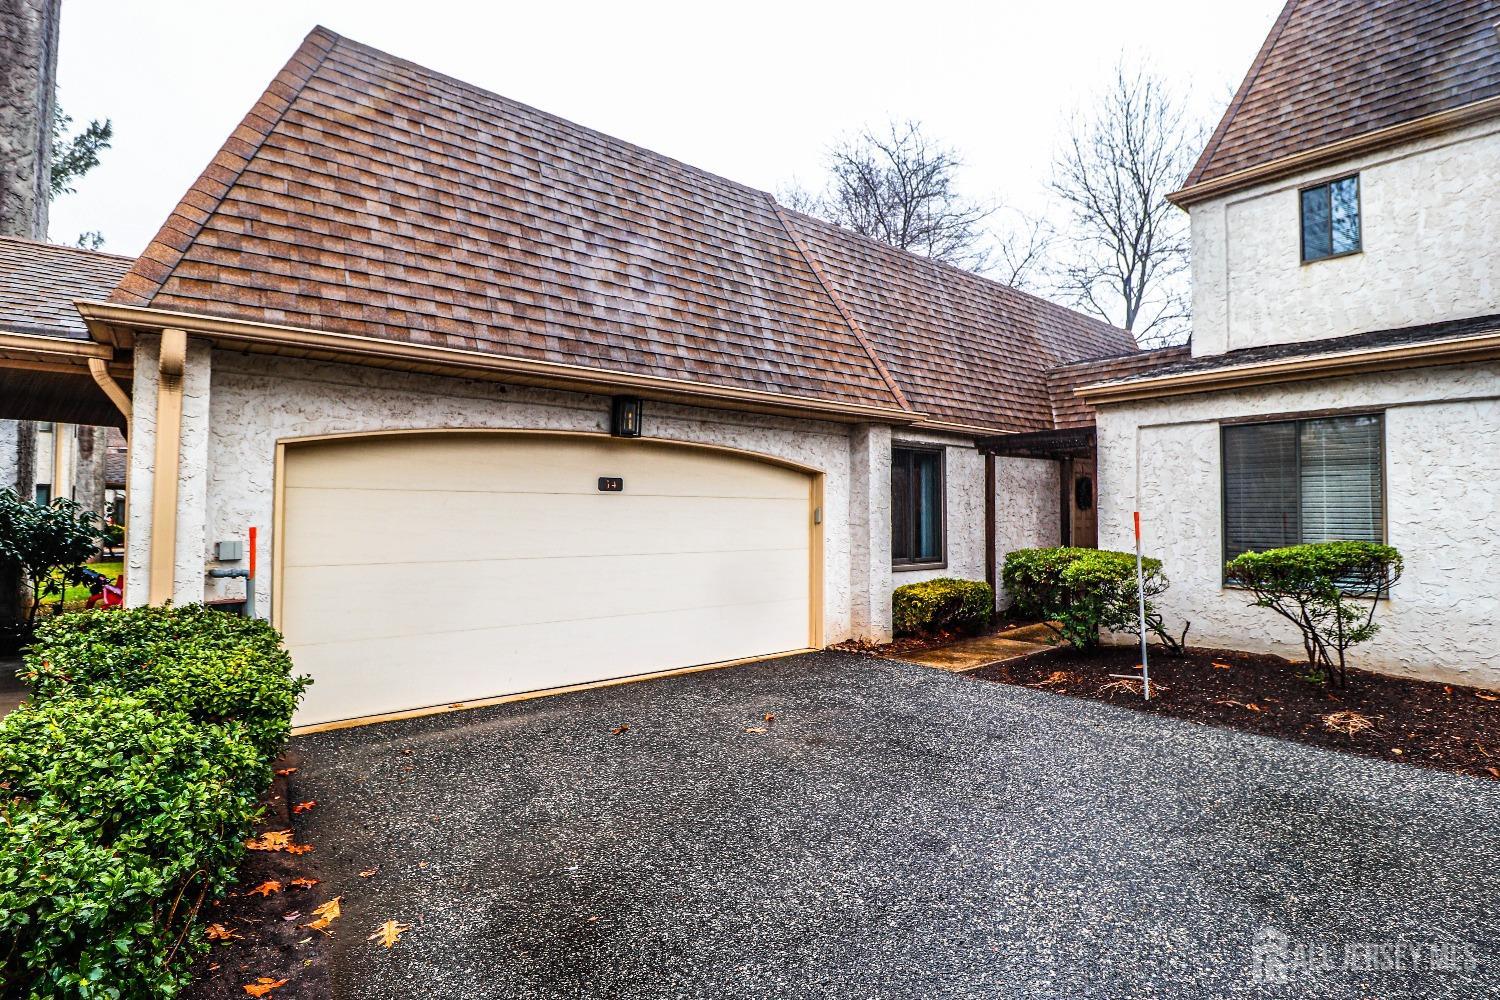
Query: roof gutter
1076 330 1500 405
1169 94 1500 208
76 301 918 426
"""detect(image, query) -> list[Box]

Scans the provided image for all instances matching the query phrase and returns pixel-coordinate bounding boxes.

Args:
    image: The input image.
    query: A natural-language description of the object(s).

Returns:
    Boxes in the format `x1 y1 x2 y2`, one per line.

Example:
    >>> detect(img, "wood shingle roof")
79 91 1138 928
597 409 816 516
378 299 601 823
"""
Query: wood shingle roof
0 236 133 340
110 27 1132 431
1186 0 1500 190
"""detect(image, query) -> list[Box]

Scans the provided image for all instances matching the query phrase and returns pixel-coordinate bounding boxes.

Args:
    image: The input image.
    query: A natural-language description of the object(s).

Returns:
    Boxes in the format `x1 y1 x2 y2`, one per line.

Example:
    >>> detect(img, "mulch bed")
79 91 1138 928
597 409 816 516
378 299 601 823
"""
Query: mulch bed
184 749 335 1000
967 645 1500 781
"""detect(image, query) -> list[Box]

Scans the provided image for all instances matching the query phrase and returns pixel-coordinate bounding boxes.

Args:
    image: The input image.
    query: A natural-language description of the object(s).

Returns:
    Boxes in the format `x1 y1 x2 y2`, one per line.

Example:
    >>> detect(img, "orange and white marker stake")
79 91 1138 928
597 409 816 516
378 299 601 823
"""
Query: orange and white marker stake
1134 512 1151 701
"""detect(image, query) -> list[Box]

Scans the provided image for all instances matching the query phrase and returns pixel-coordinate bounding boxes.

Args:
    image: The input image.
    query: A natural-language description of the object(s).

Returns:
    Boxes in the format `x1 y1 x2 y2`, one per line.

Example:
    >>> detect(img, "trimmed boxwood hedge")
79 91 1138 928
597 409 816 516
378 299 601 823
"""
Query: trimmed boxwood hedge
892 577 994 636
1003 546 1186 651
0 606 307 999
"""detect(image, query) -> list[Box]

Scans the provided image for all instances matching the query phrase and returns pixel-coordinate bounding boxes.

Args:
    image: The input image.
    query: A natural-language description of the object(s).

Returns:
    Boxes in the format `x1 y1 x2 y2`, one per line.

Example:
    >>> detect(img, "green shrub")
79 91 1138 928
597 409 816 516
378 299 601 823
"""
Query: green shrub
892 577 994 635
22 605 306 758
0 696 264 998
0 606 306 998
1002 546 1187 652
1225 541 1403 686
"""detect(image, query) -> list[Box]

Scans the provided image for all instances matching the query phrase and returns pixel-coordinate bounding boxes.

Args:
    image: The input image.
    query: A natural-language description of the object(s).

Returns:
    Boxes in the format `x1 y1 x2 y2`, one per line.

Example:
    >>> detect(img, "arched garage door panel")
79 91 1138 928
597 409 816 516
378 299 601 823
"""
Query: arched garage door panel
279 434 814 725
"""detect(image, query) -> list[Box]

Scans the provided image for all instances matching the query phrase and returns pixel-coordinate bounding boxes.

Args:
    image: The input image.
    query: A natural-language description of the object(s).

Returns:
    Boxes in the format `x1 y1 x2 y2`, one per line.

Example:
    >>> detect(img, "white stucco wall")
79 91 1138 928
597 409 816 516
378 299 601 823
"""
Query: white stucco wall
1095 361 1500 687
120 349 1043 647
888 429 989 591
995 457 1061 606
1189 119 1500 357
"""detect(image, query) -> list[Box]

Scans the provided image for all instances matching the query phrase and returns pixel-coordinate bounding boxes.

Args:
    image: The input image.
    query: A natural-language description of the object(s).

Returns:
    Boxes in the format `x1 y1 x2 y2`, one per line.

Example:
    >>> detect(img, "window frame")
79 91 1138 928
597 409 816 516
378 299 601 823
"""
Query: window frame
1219 410 1387 581
1299 173 1362 264
891 443 947 571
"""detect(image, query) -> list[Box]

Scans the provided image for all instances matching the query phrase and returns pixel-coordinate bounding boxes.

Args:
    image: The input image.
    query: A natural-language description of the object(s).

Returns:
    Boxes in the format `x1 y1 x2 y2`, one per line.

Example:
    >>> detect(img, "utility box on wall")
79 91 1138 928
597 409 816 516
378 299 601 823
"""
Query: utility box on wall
215 539 244 562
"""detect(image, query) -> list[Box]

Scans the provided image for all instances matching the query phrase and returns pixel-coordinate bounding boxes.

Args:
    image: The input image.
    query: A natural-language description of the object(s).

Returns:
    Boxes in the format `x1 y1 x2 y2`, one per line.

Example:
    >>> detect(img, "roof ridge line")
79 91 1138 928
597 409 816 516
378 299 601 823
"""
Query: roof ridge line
109 27 340 306
766 196 913 413
1181 0 1302 190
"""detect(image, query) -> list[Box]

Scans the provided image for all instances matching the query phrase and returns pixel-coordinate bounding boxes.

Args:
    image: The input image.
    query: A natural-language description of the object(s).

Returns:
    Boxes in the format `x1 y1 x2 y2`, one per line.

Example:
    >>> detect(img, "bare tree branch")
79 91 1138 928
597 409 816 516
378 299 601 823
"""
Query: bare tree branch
1050 63 1198 345
992 210 1054 291
787 120 994 272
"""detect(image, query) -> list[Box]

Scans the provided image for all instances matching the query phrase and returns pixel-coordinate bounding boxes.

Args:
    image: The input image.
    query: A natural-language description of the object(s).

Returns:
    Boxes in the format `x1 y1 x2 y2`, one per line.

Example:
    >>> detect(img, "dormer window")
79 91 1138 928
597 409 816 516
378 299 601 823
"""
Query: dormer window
1301 174 1361 262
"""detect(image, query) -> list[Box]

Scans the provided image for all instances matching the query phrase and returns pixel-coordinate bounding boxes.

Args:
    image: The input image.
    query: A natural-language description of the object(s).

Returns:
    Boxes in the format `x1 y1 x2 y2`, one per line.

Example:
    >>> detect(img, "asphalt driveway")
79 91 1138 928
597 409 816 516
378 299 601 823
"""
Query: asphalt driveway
290 652 1499 998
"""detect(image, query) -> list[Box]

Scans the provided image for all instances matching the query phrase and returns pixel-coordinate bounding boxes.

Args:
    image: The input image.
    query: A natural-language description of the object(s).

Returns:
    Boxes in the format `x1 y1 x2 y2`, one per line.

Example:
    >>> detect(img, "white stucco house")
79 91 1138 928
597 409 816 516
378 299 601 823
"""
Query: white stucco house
0 28 1140 726
1082 0 1500 688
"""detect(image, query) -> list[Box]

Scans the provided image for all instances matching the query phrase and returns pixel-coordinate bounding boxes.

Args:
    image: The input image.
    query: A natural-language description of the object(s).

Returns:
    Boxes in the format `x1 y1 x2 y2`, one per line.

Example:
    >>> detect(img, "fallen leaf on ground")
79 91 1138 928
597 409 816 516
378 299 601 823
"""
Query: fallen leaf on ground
610 724 629 735
763 713 776 723
282 911 301 921
286 843 314 855
368 919 413 949
1478 692 1498 702
275 767 298 777
246 880 283 897
1322 710 1375 736
417 860 428 869
290 877 319 889
292 800 317 814
205 923 241 942
744 726 767 734
1391 747 1404 755
243 979 288 998
303 896 342 933
359 867 379 878
1212 699 1261 712
1487 767 1499 778
1210 661 1233 670
245 830 293 852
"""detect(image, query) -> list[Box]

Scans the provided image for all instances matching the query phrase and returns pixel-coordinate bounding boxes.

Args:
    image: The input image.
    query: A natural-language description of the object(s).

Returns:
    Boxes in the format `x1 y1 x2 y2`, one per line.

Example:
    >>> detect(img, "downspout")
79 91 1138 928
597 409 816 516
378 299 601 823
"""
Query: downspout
148 329 186 604
984 452 997 605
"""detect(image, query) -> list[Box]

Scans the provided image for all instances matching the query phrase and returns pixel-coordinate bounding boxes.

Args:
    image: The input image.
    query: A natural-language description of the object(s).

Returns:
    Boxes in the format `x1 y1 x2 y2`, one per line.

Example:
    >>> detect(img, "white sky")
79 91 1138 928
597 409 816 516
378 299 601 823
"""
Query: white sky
48 0 1284 257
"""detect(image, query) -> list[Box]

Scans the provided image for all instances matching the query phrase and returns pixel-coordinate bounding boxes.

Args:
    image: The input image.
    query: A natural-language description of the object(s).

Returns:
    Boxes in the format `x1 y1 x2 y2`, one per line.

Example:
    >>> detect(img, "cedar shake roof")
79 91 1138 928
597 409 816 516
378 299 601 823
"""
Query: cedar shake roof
788 211 1136 432
1045 345 1192 428
1186 0 1500 189
0 236 133 340
109 27 1134 432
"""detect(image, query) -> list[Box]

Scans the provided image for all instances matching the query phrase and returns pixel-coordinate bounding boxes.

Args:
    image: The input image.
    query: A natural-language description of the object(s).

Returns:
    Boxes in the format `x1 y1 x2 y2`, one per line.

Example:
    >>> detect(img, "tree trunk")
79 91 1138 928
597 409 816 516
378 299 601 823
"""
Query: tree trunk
0 0 62 632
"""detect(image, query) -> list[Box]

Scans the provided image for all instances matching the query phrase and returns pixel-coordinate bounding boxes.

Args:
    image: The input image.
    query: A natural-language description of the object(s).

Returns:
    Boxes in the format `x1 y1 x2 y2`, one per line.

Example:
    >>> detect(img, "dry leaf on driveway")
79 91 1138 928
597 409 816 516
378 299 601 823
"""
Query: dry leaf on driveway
245 830 293 852
290 877 320 889
246 880 282 897
292 800 317 814
744 726 767 734
369 919 413 949
243 979 288 998
303 896 342 933
275 767 298 776
359 866 379 878
205 923 240 942
610 724 629 735
286 843 315 855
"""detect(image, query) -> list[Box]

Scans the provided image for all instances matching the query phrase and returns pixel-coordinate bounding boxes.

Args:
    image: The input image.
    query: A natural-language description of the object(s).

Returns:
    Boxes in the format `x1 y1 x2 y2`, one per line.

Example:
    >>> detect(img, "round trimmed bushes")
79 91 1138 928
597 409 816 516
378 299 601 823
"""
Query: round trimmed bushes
892 577 994 636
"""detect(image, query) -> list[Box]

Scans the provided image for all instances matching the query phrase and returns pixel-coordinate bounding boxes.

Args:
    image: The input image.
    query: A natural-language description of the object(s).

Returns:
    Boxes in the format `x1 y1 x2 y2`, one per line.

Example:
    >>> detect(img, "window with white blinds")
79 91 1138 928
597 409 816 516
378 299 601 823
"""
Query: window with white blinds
1222 413 1384 563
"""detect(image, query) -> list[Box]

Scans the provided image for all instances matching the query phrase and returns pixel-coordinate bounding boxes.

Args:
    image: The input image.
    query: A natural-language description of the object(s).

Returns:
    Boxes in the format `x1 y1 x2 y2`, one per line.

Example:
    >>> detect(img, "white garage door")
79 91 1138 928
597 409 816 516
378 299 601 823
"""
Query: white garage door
278 433 815 725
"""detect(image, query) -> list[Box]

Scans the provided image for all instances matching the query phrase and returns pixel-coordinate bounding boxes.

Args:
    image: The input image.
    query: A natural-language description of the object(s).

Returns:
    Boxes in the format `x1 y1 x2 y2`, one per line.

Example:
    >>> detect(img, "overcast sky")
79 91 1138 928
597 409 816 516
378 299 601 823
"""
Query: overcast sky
48 0 1283 257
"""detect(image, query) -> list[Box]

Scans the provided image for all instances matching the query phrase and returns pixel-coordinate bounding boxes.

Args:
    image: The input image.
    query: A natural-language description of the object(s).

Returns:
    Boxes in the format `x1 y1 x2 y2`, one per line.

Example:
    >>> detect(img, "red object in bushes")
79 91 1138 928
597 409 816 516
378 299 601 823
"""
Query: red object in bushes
85 575 124 610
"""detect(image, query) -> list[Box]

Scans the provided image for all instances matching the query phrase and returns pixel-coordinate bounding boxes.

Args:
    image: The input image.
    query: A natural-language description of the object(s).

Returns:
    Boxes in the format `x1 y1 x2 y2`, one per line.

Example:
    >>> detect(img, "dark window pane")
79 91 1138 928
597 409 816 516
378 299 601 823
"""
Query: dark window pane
1223 422 1299 560
891 452 911 560
1330 176 1360 254
891 446 944 565
914 451 942 561
1299 414 1381 543
1301 185 1331 260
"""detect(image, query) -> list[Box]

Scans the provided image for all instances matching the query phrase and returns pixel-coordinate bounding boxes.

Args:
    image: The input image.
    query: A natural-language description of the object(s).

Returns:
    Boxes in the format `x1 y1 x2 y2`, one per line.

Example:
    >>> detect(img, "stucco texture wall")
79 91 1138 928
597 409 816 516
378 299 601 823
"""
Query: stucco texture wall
181 353 924 641
1095 362 1500 687
995 457 1060 606
1189 120 1500 357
